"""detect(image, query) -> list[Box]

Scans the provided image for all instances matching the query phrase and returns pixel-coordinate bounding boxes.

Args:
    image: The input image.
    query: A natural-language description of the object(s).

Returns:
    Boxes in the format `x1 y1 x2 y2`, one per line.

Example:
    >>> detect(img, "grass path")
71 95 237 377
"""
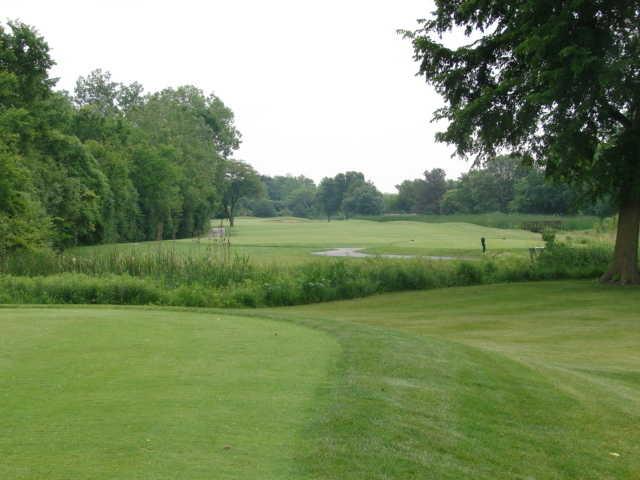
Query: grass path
0 308 338 479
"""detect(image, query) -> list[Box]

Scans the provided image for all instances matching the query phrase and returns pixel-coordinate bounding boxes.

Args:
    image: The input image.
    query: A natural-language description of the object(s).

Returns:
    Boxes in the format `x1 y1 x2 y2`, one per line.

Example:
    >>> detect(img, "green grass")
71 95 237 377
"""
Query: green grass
2 281 639 478
0 308 339 479
71 217 545 263
260 280 640 478
362 212 601 231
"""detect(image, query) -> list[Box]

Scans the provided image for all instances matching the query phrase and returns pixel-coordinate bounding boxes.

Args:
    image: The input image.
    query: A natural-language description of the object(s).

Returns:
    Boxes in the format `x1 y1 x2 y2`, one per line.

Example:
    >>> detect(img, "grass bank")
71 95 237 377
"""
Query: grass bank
0 243 612 307
362 212 601 231
255 280 640 479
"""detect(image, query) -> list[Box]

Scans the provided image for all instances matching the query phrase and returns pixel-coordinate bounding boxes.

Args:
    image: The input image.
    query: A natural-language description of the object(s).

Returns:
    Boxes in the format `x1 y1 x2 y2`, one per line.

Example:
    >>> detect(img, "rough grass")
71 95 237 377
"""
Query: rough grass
0 242 613 307
0 242 613 308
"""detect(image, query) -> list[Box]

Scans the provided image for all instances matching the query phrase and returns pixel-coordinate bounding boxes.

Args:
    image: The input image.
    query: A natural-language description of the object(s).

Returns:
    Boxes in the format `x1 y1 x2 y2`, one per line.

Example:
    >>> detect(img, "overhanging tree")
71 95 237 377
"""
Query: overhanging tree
405 1 640 284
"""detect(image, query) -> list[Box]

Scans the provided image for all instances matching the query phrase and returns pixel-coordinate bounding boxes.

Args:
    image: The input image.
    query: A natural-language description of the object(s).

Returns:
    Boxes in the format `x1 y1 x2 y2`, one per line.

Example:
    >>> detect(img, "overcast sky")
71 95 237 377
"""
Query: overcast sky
4 0 470 193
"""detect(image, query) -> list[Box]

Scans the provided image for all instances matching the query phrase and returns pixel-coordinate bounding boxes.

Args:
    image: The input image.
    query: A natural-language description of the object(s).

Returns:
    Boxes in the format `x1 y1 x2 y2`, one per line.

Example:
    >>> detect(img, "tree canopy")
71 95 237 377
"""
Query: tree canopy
0 21 241 251
220 160 262 227
405 1 640 283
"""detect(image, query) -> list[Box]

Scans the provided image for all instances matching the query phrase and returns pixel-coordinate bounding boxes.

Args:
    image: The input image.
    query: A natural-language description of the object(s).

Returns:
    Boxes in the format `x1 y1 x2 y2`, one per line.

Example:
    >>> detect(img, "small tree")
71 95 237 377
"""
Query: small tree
221 160 262 227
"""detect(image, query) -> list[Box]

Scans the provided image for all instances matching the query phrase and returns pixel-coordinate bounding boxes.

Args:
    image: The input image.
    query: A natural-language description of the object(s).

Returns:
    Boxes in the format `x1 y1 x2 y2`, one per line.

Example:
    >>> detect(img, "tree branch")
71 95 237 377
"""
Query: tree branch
602 101 632 128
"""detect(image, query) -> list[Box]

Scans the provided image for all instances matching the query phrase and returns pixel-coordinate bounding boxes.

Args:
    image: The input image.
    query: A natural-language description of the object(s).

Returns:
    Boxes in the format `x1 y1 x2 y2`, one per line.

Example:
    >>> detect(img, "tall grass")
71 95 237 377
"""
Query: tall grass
361 212 601 231
0 244 256 287
0 242 613 308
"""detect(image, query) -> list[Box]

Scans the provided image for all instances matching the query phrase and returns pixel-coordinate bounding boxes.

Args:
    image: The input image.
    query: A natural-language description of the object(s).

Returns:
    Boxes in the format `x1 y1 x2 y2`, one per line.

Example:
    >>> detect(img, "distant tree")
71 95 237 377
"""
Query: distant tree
405 2 640 283
457 170 503 213
509 169 578 215
249 198 278 218
339 171 366 194
416 168 447 214
343 183 384 216
440 188 465 215
287 185 317 218
395 169 448 214
316 177 342 221
382 193 400 213
262 175 316 202
221 160 262 227
395 179 423 213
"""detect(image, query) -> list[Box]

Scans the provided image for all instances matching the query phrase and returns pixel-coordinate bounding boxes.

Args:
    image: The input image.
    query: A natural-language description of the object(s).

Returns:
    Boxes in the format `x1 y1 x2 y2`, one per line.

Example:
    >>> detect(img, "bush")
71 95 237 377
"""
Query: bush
541 229 556 248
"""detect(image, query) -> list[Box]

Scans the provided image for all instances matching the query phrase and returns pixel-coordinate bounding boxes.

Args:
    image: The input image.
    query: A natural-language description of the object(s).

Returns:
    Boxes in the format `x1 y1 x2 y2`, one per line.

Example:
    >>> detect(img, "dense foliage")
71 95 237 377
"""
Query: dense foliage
390 155 614 216
242 171 385 220
0 22 240 254
404 1 640 282
245 159 613 221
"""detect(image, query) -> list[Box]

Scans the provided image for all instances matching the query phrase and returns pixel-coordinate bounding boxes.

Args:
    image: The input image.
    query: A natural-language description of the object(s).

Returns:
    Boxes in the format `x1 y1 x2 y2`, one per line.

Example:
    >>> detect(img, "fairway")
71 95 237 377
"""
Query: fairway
73 217 544 263
0 308 338 480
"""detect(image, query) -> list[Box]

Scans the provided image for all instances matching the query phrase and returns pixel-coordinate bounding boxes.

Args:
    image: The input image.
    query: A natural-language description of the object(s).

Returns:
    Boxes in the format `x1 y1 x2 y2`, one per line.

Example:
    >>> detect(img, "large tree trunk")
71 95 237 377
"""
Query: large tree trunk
601 194 640 285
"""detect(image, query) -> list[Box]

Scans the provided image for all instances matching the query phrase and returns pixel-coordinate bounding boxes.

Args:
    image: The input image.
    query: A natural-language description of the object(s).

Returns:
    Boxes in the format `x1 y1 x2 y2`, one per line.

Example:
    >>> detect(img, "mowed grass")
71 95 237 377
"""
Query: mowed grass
2 281 638 478
0 308 338 480
256 280 640 479
72 217 544 263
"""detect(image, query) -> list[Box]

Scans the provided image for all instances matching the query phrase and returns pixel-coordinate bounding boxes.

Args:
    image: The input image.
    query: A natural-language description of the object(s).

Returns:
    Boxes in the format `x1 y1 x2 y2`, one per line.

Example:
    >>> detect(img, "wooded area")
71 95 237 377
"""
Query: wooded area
1 22 240 253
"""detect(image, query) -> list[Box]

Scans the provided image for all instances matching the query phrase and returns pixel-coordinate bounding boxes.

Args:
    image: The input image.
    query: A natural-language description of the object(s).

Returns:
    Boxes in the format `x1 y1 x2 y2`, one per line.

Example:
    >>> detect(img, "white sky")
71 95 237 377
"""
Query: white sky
3 0 470 193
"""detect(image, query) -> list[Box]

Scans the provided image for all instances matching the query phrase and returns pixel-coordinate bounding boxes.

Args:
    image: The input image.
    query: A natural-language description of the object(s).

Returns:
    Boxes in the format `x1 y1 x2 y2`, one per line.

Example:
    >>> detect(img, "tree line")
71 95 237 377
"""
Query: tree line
235 156 613 222
389 156 614 217
1 21 242 254
237 171 385 221
0 20 620 257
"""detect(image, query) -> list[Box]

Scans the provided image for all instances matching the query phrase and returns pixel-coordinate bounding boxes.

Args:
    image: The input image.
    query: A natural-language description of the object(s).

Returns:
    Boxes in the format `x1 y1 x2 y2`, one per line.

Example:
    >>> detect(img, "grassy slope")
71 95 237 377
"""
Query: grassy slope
0 308 338 480
72 217 544 263
255 280 640 479
2 281 638 479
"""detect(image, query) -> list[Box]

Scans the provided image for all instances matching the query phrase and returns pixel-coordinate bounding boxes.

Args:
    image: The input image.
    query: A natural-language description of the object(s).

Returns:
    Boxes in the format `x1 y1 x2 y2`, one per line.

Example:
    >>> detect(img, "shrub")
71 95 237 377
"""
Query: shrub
455 261 485 285
541 229 557 248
